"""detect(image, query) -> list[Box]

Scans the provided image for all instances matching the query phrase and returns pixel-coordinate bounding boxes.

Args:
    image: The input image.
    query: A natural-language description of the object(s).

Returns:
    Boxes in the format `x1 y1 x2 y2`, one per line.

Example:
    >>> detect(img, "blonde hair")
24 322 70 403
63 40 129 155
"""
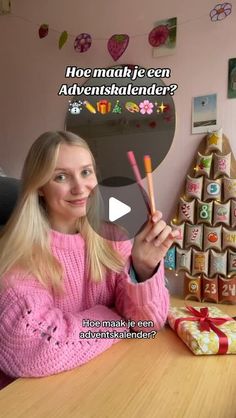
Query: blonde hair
0 131 126 293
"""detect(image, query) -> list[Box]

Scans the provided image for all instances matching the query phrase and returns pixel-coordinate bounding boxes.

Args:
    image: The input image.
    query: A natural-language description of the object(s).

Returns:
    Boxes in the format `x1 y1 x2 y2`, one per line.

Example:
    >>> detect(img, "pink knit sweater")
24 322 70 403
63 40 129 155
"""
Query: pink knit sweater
0 229 169 378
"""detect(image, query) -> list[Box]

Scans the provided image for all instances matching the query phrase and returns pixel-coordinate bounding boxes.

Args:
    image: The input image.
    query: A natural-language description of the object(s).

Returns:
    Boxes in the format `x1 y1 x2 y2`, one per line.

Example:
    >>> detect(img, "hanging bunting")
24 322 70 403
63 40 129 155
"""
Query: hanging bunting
38 23 49 39
210 3 232 21
59 31 68 49
74 33 92 53
107 34 129 61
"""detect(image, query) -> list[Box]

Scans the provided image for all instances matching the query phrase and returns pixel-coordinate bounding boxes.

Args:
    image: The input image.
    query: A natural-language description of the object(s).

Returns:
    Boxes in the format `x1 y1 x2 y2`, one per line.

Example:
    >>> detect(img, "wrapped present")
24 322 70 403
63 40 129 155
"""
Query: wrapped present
227 249 236 277
185 175 203 200
209 249 227 277
202 275 218 303
213 200 230 226
230 200 236 227
203 224 222 251
197 200 213 224
223 178 236 201
176 248 191 273
184 274 201 302
171 222 185 248
195 152 213 177
203 178 222 201
164 246 176 270
206 129 223 153
185 223 203 250
192 249 209 276
96 100 111 114
213 152 231 179
168 305 236 355
218 276 236 304
178 197 195 224
222 227 236 250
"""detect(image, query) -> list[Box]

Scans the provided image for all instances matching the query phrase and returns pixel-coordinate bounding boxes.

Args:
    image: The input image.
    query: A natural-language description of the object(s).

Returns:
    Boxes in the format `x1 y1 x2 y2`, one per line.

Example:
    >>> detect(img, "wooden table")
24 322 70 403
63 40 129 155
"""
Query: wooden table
0 297 236 418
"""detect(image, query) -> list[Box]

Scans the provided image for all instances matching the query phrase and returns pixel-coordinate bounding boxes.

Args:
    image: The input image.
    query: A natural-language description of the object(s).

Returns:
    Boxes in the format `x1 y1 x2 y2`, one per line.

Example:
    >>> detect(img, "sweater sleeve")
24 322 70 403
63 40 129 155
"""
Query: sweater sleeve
114 240 170 332
0 275 128 378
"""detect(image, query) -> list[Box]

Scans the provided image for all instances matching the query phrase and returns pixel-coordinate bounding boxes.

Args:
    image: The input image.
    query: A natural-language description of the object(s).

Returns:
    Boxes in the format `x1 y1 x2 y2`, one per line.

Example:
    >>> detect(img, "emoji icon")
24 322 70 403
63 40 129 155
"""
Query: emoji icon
125 101 139 113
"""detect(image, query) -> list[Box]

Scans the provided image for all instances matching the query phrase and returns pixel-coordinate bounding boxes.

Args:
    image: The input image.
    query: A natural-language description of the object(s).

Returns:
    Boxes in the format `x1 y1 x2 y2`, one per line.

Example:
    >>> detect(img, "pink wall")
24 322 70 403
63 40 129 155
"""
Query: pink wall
0 1 236 285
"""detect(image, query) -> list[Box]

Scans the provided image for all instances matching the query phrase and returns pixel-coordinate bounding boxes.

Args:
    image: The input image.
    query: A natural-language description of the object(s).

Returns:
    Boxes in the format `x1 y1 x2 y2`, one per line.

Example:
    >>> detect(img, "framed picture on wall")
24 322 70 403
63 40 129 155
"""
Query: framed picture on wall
192 94 217 134
228 58 236 99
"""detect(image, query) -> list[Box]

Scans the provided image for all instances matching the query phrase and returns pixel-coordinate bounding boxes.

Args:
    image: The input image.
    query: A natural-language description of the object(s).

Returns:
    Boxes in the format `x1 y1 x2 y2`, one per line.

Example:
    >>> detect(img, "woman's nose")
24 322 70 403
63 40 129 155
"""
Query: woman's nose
70 178 86 194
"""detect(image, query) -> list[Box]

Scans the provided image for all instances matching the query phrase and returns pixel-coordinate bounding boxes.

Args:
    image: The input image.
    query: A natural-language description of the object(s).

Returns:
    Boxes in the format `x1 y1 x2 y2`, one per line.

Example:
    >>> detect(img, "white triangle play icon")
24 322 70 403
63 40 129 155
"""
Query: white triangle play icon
109 197 131 222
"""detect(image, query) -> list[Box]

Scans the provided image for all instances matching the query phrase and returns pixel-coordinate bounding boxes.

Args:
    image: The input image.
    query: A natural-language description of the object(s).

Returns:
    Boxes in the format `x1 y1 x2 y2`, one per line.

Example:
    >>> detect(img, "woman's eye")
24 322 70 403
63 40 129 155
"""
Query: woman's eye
55 173 67 182
81 169 92 177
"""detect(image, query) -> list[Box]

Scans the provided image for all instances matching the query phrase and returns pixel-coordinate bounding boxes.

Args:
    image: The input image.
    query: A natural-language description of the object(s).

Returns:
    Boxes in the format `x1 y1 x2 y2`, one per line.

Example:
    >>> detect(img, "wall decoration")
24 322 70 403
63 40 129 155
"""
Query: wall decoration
165 133 236 304
149 17 177 58
210 3 232 22
228 58 236 99
192 94 217 134
206 128 223 153
59 31 68 50
107 34 129 61
38 24 49 39
74 33 92 53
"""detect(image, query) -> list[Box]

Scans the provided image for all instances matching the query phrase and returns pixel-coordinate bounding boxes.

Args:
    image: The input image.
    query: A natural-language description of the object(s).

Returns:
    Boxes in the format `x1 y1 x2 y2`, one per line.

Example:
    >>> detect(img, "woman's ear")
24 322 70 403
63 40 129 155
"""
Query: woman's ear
38 189 44 197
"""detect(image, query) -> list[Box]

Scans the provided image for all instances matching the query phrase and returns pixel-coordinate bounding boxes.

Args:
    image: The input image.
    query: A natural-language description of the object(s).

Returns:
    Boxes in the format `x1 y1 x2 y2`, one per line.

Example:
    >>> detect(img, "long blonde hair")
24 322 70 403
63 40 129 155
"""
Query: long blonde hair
0 131 126 292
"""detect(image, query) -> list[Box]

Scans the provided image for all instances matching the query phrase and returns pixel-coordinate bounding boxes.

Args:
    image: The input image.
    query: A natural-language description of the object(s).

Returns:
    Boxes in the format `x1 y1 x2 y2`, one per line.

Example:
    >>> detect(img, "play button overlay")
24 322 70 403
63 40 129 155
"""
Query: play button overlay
86 176 149 241
109 197 131 222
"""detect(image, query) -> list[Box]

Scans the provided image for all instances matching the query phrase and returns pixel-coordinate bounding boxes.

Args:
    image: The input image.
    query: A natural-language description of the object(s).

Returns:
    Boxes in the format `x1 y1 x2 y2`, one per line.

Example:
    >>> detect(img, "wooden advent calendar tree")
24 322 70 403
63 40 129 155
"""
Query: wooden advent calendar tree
165 131 236 304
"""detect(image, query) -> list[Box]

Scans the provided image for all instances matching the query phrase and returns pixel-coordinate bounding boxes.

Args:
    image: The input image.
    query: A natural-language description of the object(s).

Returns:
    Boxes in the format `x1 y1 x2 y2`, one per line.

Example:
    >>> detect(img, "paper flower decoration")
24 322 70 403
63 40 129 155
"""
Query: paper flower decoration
218 276 236 304
203 224 222 251
209 249 227 277
202 275 218 303
178 198 195 224
231 200 236 227
206 129 223 153
107 34 129 61
227 249 236 276
38 24 49 39
222 227 236 250
213 200 230 225
59 31 68 50
197 200 213 224
185 175 203 200
184 274 201 302
213 152 231 178
192 249 209 276
74 33 92 53
171 222 185 248
139 100 154 115
195 153 213 177
210 3 232 22
203 178 222 201
164 246 176 270
176 248 192 273
223 178 236 200
148 25 169 47
185 224 203 250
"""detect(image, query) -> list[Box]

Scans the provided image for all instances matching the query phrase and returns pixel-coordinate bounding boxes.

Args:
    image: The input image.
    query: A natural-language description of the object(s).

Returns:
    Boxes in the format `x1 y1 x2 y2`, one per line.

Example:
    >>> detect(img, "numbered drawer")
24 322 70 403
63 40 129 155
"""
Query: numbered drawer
202 276 218 303
184 273 201 302
218 276 236 304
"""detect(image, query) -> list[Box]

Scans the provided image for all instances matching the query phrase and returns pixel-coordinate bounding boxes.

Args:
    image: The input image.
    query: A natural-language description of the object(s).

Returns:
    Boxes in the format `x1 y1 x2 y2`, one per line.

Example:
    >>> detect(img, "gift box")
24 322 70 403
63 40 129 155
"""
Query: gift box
168 305 236 355
96 100 111 114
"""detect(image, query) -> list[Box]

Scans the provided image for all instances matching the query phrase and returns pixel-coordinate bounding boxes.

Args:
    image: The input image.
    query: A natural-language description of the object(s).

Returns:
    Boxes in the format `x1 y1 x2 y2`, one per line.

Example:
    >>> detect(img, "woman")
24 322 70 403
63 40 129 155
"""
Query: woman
0 131 177 381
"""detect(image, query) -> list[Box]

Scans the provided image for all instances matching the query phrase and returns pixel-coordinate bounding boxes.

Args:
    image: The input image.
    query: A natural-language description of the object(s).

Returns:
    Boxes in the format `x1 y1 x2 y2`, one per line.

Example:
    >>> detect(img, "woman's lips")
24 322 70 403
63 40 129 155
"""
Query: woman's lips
67 199 87 206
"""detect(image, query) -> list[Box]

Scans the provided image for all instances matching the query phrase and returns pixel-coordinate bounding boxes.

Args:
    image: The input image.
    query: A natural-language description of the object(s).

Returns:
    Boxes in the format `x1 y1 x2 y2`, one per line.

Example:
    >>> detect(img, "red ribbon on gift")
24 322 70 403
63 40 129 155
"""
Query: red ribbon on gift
174 306 231 354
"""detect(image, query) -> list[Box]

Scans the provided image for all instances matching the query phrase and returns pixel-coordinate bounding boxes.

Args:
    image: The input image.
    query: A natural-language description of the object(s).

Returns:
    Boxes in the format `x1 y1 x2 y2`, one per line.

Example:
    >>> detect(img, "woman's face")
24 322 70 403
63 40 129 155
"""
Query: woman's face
40 144 98 234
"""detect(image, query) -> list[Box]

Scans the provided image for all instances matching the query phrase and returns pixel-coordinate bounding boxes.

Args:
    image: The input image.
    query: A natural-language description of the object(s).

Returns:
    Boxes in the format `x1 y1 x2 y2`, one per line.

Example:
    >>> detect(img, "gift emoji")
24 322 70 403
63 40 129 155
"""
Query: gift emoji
168 305 236 355
96 100 111 114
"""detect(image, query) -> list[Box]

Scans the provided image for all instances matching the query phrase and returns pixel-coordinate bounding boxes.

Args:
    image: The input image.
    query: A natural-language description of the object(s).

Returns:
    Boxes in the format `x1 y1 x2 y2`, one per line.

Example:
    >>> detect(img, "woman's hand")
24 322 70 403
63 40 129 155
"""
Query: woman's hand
131 210 179 282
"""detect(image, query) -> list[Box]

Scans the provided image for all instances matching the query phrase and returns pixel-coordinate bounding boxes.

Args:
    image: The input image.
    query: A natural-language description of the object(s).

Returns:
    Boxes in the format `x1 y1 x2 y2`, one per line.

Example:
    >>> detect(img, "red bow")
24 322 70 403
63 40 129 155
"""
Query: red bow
174 306 231 354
